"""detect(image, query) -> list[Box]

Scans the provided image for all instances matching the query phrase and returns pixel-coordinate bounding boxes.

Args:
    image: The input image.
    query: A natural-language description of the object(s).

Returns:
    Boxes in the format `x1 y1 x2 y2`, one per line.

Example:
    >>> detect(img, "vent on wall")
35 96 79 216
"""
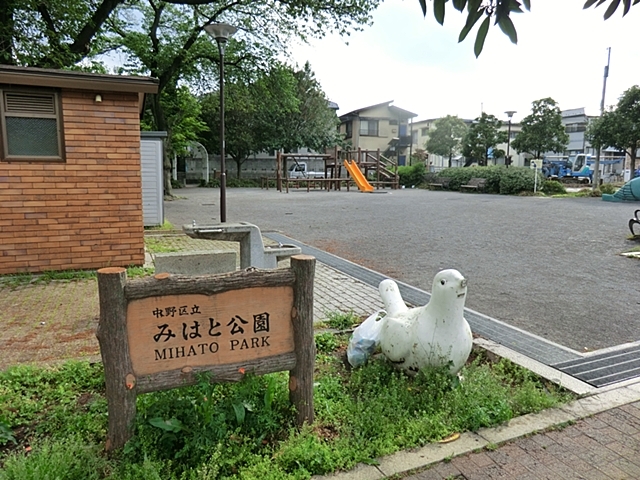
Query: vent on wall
4 92 56 115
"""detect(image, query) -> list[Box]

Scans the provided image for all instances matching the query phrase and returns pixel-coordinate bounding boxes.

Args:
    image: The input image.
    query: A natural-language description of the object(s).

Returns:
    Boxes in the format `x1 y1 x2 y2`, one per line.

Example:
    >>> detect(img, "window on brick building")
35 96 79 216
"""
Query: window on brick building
0 88 64 161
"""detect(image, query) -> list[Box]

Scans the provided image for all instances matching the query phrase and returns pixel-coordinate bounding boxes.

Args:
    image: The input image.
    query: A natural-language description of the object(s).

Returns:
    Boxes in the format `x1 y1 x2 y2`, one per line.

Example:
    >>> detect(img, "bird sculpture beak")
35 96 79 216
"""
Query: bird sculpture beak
457 278 467 297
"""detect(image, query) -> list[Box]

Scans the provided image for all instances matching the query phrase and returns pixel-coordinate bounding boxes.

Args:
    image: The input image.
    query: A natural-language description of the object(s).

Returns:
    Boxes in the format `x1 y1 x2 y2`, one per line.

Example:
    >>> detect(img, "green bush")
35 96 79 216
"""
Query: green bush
438 165 515 194
227 178 261 188
599 183 617 195
397 163 426 187
498 167 542 195
541 180 566 195
0 351 574 479
203 178 261 188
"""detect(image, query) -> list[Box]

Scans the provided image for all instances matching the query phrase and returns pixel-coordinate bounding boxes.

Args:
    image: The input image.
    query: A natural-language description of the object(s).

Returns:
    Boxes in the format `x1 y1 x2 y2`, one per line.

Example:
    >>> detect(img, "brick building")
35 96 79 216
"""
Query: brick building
0 66 158 274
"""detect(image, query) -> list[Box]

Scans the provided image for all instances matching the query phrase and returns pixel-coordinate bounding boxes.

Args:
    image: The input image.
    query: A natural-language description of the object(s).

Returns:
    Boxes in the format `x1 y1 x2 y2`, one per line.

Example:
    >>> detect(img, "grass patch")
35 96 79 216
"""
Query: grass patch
0 266 154 289
144 237 181 254
125 266 155 278
0 270 97 289
0 342 573 479
145 220 175 231
324 311 359 330
550 188 599 198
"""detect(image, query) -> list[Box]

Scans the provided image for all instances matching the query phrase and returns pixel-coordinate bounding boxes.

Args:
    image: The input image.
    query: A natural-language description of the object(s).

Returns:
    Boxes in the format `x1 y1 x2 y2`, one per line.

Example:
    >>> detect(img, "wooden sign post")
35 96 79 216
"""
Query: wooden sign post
97 255 316 451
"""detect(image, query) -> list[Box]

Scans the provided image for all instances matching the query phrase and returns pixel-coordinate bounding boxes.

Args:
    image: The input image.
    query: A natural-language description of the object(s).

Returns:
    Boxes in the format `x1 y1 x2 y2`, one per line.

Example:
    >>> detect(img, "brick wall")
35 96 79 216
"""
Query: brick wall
0 90 145 274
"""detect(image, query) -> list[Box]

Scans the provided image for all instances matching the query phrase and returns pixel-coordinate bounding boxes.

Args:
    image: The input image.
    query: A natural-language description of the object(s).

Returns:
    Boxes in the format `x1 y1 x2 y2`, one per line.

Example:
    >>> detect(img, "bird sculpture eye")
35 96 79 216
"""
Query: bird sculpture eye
440 279 446 285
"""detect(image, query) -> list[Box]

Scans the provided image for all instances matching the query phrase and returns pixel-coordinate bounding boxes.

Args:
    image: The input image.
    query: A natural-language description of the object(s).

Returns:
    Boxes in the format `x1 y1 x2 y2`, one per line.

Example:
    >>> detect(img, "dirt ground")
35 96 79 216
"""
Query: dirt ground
0 280 101 370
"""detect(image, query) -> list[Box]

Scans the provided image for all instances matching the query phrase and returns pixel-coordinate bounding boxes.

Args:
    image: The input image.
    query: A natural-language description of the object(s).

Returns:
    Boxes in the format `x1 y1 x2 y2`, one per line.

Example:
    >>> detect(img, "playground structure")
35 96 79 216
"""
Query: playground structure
274 148 399 193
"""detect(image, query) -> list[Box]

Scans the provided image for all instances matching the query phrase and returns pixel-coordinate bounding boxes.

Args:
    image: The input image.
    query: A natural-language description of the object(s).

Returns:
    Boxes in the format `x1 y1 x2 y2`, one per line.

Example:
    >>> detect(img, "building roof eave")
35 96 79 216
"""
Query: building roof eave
0 65 159 94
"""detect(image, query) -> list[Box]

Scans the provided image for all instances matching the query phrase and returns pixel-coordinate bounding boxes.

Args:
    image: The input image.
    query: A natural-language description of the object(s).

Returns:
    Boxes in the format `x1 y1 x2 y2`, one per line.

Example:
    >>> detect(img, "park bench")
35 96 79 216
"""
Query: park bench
460 177 486 192
428 177 451 190
629 209 640 237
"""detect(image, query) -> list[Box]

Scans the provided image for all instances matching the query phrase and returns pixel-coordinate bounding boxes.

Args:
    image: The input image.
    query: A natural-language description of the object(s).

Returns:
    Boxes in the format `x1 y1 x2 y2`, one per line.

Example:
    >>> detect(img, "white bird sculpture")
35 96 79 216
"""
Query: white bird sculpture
378 269 472 375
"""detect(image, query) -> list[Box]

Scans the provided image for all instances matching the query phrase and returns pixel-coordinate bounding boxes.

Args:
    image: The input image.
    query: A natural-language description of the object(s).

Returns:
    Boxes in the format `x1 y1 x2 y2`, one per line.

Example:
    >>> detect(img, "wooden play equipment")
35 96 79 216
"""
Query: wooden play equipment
274 148 399 192
339 148 399 190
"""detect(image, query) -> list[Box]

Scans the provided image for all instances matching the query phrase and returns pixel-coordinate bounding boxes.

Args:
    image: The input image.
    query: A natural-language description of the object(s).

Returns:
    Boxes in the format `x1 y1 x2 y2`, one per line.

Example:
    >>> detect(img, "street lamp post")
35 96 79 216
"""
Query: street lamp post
205 23 237 223
505 110 516 168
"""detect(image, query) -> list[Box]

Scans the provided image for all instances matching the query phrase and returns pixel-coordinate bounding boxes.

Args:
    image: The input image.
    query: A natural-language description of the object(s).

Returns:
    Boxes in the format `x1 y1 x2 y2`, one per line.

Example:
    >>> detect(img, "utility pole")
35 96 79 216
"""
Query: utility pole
593 47 611 189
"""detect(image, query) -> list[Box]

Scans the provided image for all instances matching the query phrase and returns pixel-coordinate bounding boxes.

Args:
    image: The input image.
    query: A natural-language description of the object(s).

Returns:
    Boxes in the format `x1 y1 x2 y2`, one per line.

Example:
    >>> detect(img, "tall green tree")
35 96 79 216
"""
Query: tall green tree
105 0 378 194
425 115 468 168
511 98 568 160
200 64 300 179
200 63 339 178
461 112 507 166
587 85 640 174
276 62 341 154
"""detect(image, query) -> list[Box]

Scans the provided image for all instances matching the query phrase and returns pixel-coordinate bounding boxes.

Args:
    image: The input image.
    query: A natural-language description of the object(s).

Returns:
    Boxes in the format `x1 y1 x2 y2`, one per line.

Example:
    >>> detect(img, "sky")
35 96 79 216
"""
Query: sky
289 0 639 123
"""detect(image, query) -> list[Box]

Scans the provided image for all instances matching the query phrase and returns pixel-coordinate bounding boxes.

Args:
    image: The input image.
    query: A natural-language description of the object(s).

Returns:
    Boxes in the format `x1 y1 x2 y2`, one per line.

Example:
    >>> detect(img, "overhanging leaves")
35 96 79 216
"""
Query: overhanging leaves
497 14 517 44
434 0 446 24
474 16 490 57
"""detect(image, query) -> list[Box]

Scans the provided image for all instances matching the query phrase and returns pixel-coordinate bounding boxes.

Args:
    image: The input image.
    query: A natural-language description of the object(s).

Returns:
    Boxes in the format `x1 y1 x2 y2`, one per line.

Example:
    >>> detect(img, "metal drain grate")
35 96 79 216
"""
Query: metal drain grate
552 345 640 387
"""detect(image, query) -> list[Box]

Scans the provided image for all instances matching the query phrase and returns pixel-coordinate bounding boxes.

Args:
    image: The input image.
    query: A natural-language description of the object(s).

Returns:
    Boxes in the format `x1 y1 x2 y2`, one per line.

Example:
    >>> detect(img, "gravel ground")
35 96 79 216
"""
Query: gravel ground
164 186 640 353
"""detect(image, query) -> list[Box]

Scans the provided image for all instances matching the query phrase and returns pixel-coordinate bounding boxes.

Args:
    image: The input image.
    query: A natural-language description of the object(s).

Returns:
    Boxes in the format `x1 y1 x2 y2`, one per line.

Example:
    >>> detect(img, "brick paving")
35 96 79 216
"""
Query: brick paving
403 402 640 480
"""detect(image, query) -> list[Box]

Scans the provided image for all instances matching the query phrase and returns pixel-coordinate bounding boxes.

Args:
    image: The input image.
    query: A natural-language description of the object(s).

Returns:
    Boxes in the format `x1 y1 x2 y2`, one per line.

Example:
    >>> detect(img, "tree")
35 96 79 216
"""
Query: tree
1 0 379 68
1 0 634 69
417 0 638 56
200 64 300 179
274 62 341 154
200 62 339 178
109 0 377 194
425 115 468 168
511 98 568 160
461 112 507 166
587 85 640 174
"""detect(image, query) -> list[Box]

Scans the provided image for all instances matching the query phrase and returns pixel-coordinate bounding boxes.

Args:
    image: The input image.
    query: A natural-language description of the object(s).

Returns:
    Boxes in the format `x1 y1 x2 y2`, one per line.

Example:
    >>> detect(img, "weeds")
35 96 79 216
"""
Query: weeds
144 237 181 254
126 266 155 278
0 270 96 288
145 220 175 231
315 332 339 353
324 311 358 330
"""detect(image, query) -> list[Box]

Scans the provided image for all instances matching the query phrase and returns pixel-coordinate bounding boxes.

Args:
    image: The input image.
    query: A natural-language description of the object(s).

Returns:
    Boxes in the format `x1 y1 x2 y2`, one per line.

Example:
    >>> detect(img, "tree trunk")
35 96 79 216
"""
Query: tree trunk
448 152 452 168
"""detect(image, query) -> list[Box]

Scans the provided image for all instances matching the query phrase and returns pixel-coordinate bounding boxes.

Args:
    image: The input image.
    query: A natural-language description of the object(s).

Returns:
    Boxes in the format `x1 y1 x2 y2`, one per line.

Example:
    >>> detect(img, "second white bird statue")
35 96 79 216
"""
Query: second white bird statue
378 269 472 375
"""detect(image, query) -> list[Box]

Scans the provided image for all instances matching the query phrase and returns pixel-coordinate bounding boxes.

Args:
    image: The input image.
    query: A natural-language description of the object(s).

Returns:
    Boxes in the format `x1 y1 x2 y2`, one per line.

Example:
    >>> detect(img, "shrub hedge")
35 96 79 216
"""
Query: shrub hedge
397 163 426 187
541 180 566 195
435 166 544 195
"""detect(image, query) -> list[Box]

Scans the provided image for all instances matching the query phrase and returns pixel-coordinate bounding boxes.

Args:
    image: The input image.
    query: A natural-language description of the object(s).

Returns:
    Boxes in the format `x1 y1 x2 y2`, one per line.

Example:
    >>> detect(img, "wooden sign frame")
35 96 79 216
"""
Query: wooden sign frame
96 255 316 451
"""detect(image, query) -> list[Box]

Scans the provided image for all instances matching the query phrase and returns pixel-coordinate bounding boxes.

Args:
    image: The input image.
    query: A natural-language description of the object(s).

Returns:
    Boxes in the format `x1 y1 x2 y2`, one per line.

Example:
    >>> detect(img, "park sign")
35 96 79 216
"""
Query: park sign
96 255 316 451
